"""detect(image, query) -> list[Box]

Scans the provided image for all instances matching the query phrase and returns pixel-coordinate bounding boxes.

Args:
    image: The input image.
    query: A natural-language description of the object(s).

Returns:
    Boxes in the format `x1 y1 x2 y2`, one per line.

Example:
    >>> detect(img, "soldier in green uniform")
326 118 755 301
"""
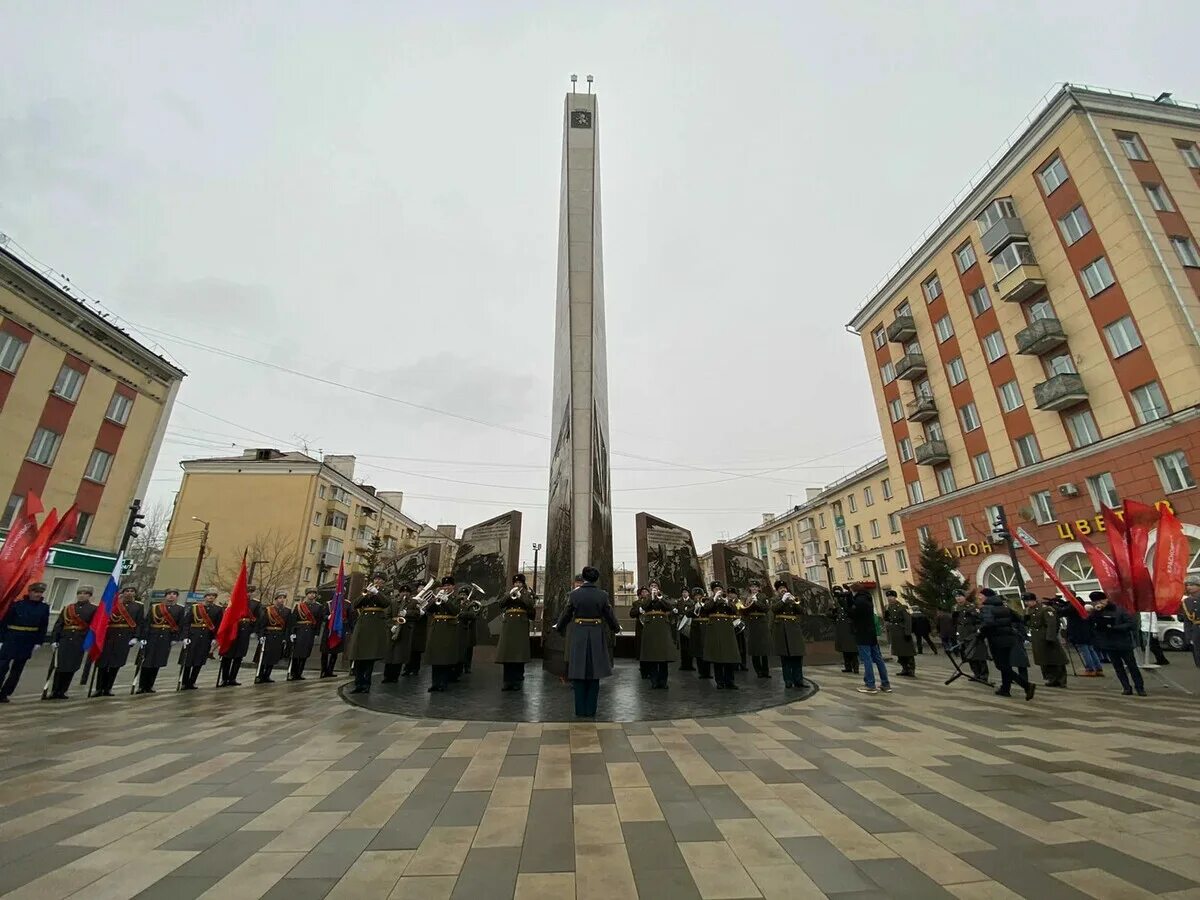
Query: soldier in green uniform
136 589 185 694
425 577 462 692
456 589 480 678
47 586 97 700
347 576 391 694
691 587 711 679
94 586 144 697
179 591 222 690
629 587 651 679
676 587 695 671
496 574 535 691
831 588 860 673
771 580 806 688
743 580 772 678
638 585 677 689
957 594 990 680
255 592 292 684
381 584 418 683
704 583 741 690
403 583 430 677
884 591 917 677
1025 592 1068 687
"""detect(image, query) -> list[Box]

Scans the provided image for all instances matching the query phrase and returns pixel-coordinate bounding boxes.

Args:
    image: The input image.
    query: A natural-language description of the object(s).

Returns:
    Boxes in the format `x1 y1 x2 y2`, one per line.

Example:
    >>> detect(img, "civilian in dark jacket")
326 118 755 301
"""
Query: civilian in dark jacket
979 590 1035 700
1089 594 1146 696
1064 596 1104 676
830 589 859 673
0 583 50 702
911 606 937 654
849 589 891 694
554 567 622 717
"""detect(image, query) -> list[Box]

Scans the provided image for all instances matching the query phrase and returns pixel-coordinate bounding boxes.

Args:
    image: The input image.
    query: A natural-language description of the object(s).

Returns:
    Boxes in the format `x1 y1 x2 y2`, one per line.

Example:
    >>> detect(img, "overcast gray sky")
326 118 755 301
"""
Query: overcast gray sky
4 1 1200 572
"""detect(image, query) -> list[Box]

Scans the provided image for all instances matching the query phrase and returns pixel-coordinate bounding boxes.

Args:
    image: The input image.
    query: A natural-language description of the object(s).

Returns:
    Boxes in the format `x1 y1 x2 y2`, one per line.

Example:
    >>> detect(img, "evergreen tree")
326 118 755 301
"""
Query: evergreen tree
902 536 966 612
362 532 385 577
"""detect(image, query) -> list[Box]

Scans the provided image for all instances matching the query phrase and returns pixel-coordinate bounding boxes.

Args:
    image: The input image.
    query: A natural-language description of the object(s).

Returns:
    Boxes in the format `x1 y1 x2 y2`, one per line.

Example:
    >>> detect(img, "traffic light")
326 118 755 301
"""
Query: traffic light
121 499 145 552
991 515 1010 544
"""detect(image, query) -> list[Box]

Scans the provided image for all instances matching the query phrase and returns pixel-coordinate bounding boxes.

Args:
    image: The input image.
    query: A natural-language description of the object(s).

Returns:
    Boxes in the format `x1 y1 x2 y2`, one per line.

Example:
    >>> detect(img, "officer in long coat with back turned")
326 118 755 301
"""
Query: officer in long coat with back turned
638 586 677 689
136 589 185 694
554 565 622 718
255 592 293 684
179 591 222 690
347 576 391 693
47 586 97 699
382 584 417 683
94 586 144 697
425 577 462 692
287 589 324 680
495 574 535 691
771 580 807 688
884 591 917 677
743 580 773 678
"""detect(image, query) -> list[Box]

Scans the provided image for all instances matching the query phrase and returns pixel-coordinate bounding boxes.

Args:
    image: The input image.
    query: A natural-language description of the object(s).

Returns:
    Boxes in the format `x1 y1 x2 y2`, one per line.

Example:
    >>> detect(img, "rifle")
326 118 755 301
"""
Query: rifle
129 645 145 695
176 638 192 692
40 646 59 700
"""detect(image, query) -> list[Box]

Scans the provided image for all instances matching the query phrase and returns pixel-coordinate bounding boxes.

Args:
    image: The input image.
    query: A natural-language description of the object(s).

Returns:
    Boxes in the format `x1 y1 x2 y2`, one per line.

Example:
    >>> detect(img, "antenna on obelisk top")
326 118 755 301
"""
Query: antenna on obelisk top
586 74 593 94
570 74 577 93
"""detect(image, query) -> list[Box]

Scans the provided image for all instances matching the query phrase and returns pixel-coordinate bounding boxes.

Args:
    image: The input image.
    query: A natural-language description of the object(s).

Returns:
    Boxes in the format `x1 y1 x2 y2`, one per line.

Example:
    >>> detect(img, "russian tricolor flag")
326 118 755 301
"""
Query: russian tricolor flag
83 553 125 663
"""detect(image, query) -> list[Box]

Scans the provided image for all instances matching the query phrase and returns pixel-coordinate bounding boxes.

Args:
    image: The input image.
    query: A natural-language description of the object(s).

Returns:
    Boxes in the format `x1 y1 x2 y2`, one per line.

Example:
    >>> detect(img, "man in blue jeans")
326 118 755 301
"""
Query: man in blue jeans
849 587 891 694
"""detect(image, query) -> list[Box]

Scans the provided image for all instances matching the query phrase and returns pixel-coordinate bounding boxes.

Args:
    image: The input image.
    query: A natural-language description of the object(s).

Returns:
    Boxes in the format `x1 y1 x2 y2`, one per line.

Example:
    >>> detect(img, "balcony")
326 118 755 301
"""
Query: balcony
895 352 927 381
1016 317 1068 356
1034 373 1088 411
914 439 950 466
906 394 938 422
319 550 342 569
886 315 916 343
980 216 1028 257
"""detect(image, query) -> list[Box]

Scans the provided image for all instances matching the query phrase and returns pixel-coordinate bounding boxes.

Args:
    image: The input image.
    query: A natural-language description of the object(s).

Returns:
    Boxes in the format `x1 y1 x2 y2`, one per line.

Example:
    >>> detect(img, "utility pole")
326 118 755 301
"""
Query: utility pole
531 542 542 595
189 517 210 594
991 505 1026 596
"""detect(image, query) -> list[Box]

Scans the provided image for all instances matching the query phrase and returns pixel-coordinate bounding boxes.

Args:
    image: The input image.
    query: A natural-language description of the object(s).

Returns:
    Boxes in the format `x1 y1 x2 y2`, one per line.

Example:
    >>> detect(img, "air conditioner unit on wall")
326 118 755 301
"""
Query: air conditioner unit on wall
1058 482 1079 497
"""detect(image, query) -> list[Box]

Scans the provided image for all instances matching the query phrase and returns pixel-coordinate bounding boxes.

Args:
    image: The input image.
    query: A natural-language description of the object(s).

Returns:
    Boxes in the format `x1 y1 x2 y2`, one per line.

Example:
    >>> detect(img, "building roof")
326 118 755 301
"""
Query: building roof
846 84 1200 332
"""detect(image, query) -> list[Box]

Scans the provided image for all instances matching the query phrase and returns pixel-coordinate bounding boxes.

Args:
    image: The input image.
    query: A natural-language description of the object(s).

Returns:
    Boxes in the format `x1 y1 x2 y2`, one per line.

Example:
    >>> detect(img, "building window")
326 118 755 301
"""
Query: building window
1014 434 1041 467
934 315 954 343
959 402 981 432
1046 352 1077 377
1145 183 1174 212
1058 205 1092 245
923 274 942 302
75 511 93 543
870 519 880 538
888 397 903 422
304 567 312 581
968 285 992 317
872 326 886 349
984 505 1003 532
0 333 28 374
326 512 348 529
946 356 966 386
1085 472 1120 511
318 485 327 499
936 466 957 495
876 553 888 575
1156 451 1196 493
949 516 967 542
104 392 133 425
881 478 893 500
992 242 1036 279
1179 140 1200 168
853 524 862 543
313 513 321 526
917 525 931 546
26 427 62 466
896 300 912 318
907 480 924 504
1064 408 1101 448
844 562 853 580
1116 132 1148 161
52 365 85 402
861 560 871 578
889 512 900 533
83 448 113 483
896 548 909 571
997 380 1023 413
1171 236 1200 268
982 330 1006 363
1039 157 1069 193
881 361 896 384
1131 381 1169 424
864 486 875 507
847 494 858 513
973 451 995 481
1 493 21 529
308 539 317 553
1031 491 1055 525
1103 316 1142 357
955 242 977 273
898 437 913 462
1080 257 1115 297
819 513 825 528
1027 298 1055 321
925 419 944 442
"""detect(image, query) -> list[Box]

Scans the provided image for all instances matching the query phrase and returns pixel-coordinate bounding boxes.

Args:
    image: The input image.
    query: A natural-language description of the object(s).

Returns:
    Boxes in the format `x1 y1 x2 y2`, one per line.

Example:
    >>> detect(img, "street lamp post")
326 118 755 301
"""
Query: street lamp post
189 517 210 594
531 543 542 595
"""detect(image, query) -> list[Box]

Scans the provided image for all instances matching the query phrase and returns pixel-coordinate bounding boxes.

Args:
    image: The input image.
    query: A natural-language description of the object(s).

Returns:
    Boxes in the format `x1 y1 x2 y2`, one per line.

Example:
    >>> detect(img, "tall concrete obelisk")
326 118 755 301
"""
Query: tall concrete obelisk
543 84 614 675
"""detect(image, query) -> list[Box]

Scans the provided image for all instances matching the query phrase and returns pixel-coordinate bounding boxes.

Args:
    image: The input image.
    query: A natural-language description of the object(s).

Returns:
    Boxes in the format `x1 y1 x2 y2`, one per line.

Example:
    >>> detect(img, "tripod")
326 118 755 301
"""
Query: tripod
943 639 993 688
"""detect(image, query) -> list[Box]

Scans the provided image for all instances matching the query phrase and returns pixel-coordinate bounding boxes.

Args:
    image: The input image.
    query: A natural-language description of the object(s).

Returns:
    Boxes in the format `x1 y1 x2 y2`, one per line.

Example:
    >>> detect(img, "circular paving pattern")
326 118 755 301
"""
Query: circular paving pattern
339 656 818 722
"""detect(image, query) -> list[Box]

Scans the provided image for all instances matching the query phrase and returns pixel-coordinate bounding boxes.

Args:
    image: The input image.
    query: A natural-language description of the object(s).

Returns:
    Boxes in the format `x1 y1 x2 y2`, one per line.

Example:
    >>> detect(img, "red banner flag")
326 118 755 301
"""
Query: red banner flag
0 509 58 613
1152 505 1189 616
1013 531 1088 617
215 556 249 656
21 506 79 590
1078 532 1124 607
1101 506 1133 606
1124 500 1158 613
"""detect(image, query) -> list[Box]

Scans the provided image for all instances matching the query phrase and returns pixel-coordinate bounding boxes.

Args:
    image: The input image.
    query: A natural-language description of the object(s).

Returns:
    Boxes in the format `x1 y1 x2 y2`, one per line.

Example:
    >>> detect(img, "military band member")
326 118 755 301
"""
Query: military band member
402 585 429 677
179 591 222 689
705 583 741 690
692 587 712 679
771 581 806 688
554 566 622 718
219 584 261 687
743 580 772 678
676 588 695 671
457 589 480 678
47 586 96 699
0 581 50 702
1026 592 1068 687
629 587 651 679
94 586 144 697
382 584 418 683
347 575 391 694
495 574 535 691
425 577 461 692
288 589 324 680
831 587 859 674
255 592 292 684
637 584 677 689
136 589 185 694
884 591 917 677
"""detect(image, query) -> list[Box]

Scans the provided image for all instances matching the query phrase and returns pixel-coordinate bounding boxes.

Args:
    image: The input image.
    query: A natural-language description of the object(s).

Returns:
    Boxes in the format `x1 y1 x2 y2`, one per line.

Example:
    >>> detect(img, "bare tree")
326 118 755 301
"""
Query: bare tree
211 530 304 602
123 501 170 596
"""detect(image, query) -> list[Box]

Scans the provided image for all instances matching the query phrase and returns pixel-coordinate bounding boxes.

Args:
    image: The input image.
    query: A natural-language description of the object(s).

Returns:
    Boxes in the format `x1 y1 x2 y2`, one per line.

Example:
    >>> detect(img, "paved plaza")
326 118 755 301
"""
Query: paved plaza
1 656 1198 900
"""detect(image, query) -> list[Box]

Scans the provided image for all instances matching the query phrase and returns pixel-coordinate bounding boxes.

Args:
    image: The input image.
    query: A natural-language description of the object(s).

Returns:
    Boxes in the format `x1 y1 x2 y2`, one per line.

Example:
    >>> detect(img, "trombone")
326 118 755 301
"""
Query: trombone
412 578 437 616
461 583 486 615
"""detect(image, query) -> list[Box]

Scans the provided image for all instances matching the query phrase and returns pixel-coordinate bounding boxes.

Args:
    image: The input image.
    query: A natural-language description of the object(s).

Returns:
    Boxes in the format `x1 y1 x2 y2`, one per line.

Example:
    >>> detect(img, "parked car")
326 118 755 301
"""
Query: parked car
1156 614 1190 652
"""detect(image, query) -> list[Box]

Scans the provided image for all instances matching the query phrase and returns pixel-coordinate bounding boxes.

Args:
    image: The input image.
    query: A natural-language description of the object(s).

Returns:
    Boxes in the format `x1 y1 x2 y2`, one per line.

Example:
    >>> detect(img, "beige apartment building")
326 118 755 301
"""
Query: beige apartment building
848 85 1200 596
155 450 425 598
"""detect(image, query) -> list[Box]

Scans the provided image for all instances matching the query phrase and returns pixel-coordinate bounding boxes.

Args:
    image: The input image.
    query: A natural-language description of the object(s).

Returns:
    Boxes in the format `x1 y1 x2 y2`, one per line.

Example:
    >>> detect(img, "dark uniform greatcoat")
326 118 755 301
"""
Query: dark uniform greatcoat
142 602 185 667
223 599 262 660
743 594 772 657
258 604 293 669
770 597 806 657
637 599 678 663
458 603 479 662
0 597 49 661
347 591 391 662
555 583 622 680
702 597 741 665
180 601 223 667
385 595 418 666
424 592 462 666
289 599 325 660
956 605 990 661
97 598 144 668
831 601 858 654
885 602 916 657
495 588 535 664
690 599 708 659
1028 604 1068 667
50 600 96 672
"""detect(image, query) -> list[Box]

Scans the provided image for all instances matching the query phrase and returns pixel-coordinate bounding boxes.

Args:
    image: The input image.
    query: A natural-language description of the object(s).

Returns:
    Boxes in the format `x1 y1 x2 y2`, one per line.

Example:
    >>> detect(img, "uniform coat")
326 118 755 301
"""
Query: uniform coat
385 595 418 666
0 597 50 661
1028 605 1068 666
690 602 708 659
424 593 462 666
347 591 392 662
637 599 678 663
832 601 858 653
885 602 916 657
956 606 990 661
494 588 535 664
142 602 185 667
288 599 325 660
50 600 96 671
180 601 223 666
97 598 144 668
258 604 293 668
701 598 741 665
770 597 806 657
743 595 772 657
224 599 262 659
555 583 622 679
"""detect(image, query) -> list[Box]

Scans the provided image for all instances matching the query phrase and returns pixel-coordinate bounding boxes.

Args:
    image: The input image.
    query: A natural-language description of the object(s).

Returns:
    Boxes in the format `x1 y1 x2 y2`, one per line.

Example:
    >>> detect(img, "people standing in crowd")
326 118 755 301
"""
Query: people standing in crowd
179 590 222 690
93 586 144 697
47 586 96 700
219 584 260 687
704 584 741 690
347 575 390 694
957 594 990 681
137 589 185 694
911 605 937 654
1026 593 1068 688
1182 576 1200 669
637 584 676 689
1090 593 1147 696
1063 595 1104 677
255 591 292 684
850 587 891 694
554 566 621 717
425 577 462 693
676 587 695 672
979 589 1036 701
831 587 860 674
884 591 916 677
692 586 712 680
771 581 806 688
287 589 324 681
495 574 535 691
0 581 50 702
743 580 772 678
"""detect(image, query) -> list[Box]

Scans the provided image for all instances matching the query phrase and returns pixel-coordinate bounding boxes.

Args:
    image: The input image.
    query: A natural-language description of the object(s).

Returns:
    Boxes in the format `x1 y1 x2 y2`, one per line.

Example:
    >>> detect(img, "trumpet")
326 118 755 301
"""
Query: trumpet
712 588 726 603
411 578 436 615
389 614 408 639
509 586 524 600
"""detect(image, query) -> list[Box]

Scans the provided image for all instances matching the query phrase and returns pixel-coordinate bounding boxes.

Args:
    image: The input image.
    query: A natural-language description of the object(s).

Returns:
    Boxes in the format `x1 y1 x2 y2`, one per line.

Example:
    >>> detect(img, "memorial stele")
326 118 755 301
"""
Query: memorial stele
543 79 614 675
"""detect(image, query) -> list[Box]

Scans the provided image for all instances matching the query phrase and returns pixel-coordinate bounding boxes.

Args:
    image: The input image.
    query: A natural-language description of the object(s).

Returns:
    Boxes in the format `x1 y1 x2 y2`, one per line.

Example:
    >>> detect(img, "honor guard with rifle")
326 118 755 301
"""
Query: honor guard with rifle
219 584 260 687
704 582 741 690
637 583 677 689
425 576 462 692
255 591 292 684
135 589 185 694
287 589 324 680
382 582 423 683
884 590 917 678
691 587 712 680
93 586 144 697
347 575 391 694
45 586 96 700
676 588 695 671
0 581 49 703
771 581 806 688
743 580 772 678
495 574 535 691
179 591 223 690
